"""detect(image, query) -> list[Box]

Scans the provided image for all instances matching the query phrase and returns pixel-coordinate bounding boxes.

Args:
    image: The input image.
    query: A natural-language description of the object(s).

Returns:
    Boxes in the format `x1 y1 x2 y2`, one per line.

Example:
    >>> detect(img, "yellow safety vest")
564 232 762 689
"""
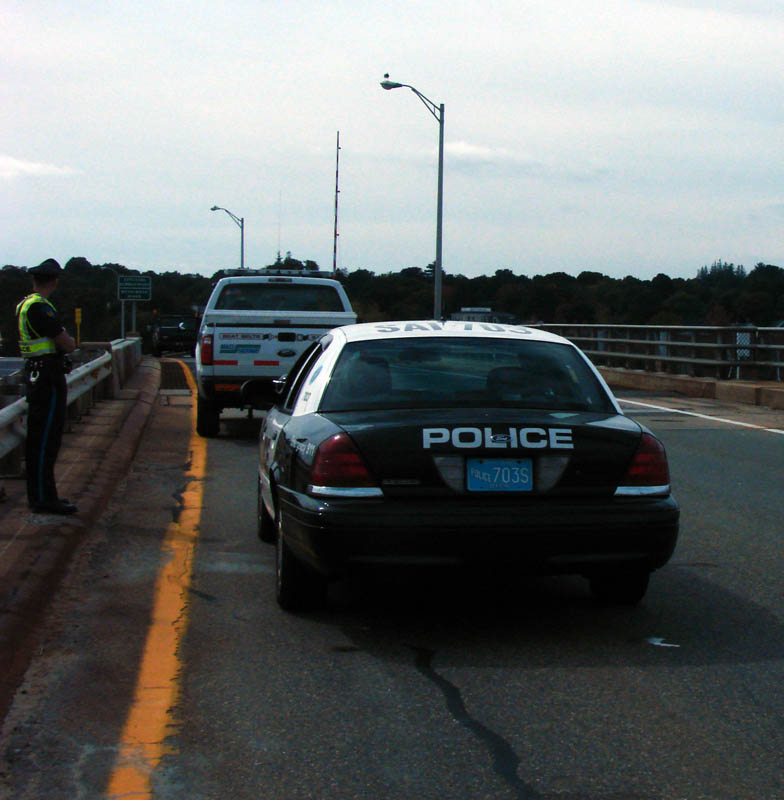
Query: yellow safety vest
16 293 59 357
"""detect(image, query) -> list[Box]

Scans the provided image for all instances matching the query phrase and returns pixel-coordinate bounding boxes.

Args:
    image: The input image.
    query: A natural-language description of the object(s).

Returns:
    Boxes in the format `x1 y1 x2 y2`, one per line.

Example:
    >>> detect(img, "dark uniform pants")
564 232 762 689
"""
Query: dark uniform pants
25 358 67 507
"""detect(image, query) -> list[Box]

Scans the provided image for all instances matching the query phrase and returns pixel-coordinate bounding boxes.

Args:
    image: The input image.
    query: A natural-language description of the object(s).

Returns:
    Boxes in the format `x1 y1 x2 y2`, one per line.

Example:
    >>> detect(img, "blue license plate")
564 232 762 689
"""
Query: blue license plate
466 458 533 492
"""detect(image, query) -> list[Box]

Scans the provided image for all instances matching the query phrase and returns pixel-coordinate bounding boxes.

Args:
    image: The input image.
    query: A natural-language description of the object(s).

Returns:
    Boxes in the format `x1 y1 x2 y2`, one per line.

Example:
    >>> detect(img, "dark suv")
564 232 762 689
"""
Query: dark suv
152 314 198 356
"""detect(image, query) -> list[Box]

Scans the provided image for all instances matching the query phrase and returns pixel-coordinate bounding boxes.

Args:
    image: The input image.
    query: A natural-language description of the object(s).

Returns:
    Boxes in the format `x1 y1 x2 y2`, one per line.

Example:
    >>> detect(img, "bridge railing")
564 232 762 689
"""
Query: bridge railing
0 339 142 471
533 324 784 381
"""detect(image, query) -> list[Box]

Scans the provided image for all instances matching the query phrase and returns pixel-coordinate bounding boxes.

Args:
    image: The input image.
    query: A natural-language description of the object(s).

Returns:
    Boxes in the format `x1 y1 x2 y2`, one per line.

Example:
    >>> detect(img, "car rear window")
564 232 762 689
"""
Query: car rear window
320 337 614 412
214 283 344 312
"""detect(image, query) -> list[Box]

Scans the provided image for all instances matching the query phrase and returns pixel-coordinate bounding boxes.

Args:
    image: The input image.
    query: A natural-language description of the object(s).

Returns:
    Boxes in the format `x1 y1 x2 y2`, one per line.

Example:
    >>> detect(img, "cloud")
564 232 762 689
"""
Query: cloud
447 141 529 165
0 156 80 180
764 203 784 219
446 141 609 183
645 0 784 16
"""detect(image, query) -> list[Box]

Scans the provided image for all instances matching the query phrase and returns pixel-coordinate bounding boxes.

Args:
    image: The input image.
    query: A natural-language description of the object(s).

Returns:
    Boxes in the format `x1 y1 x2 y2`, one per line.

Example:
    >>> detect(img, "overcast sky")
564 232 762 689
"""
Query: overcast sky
3 0 783 280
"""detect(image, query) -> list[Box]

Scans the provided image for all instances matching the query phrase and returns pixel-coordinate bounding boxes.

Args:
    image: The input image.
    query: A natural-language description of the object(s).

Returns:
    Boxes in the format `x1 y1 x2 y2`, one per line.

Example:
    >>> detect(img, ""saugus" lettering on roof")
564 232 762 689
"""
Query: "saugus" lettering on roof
373 322 532 334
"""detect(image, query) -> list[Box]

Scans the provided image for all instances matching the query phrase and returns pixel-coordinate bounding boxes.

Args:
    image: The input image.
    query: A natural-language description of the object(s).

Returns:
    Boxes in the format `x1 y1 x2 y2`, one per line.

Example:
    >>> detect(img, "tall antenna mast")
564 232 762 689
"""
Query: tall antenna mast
276 185 282 264
333 131 341 276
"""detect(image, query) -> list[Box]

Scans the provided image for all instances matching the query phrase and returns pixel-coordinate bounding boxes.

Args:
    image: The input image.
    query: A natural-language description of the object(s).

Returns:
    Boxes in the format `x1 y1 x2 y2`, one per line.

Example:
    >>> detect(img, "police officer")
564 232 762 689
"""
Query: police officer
16 258 78 514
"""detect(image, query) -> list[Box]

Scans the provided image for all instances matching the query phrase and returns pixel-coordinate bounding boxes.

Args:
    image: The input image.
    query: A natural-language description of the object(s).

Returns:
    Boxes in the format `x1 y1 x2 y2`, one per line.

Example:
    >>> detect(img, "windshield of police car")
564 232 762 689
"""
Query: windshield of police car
215 283 344 312
320 337 614 412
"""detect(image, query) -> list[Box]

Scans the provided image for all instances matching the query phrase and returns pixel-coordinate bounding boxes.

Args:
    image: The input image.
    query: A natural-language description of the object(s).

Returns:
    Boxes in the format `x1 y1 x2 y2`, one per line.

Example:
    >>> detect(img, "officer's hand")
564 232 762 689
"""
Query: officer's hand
55 330 77 353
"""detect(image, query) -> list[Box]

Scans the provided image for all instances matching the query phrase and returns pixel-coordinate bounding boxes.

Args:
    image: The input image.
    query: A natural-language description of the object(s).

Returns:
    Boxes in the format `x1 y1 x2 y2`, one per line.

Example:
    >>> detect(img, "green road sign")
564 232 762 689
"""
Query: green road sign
118 275 151 301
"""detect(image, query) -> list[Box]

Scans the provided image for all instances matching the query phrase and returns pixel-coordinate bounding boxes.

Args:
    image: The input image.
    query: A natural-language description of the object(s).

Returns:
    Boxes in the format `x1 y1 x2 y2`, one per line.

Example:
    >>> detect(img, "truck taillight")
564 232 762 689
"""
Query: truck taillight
200 334 214 365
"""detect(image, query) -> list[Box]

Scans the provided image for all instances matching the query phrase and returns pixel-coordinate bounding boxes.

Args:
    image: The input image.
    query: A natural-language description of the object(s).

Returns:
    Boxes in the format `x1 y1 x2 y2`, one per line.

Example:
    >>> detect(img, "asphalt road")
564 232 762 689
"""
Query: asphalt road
0 379 782 800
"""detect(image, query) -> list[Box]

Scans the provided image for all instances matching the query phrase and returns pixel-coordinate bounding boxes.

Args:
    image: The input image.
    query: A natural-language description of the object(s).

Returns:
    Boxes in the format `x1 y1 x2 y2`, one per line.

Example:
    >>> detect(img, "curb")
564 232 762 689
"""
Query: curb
0 358 162 720
75 360 161 518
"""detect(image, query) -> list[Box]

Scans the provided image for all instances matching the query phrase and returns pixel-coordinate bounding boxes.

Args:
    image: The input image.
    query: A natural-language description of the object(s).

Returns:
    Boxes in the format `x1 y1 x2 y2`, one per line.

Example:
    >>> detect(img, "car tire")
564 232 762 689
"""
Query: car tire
589 570 650 605
196 396 220 438
257 474 275 543
275 507 324 611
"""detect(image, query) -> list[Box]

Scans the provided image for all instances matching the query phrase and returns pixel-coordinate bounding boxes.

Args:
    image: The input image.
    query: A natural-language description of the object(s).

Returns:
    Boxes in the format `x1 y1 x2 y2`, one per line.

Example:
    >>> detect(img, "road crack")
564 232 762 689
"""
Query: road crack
409 645 543 800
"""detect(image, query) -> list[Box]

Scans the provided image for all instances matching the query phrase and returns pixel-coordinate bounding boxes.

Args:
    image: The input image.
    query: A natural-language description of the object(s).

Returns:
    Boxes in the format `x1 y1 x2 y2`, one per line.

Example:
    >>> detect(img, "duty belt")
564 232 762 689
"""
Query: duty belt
24 354 66 383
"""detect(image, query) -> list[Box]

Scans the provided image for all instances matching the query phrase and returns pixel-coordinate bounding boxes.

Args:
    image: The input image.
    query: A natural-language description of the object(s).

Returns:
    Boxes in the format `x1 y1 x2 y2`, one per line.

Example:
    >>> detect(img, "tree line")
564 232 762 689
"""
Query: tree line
1 256 782 355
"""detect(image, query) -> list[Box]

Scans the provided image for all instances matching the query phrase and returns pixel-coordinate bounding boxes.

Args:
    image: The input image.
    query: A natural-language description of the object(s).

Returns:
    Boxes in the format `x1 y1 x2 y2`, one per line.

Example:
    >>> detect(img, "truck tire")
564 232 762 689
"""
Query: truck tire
196 396 220 437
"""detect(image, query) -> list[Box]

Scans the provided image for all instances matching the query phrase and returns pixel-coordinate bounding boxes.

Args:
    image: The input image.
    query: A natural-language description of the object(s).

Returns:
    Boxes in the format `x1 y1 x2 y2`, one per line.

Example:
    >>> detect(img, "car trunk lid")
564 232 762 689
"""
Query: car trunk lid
327 408 643 498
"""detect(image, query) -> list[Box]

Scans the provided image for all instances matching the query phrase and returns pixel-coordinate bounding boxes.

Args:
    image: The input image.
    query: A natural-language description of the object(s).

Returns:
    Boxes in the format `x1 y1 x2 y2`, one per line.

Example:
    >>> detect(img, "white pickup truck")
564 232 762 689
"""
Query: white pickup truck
195 270 356 436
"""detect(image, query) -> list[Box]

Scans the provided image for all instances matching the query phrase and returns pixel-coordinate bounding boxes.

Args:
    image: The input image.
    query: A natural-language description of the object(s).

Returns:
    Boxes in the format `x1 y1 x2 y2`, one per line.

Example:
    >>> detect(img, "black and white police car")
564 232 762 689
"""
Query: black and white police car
254 320 679 610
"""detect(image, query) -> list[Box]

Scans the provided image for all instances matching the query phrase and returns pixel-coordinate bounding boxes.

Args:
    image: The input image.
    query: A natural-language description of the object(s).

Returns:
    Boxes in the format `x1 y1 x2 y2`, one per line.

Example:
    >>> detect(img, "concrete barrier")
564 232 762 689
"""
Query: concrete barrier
81 338 142 397
599 367 784 410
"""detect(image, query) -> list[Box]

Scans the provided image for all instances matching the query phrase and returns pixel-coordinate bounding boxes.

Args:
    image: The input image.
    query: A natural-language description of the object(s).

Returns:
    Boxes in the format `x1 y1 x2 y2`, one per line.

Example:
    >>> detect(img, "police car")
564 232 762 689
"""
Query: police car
254 321 679 610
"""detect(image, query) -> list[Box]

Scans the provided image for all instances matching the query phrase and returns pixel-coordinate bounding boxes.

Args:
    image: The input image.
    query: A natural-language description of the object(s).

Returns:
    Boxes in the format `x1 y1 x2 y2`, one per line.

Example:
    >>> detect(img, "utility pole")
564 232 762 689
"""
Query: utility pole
333 131 341 276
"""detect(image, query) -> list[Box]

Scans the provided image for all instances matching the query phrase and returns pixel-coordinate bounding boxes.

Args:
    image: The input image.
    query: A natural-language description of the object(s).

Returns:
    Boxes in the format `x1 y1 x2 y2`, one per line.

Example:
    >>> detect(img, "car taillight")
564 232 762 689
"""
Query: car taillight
308 433 381 497
615 433 671 496
200 334 214 366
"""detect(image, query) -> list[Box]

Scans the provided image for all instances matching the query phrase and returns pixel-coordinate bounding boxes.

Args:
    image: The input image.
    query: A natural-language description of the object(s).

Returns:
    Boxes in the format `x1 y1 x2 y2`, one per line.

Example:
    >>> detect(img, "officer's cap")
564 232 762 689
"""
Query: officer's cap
29 258 63 278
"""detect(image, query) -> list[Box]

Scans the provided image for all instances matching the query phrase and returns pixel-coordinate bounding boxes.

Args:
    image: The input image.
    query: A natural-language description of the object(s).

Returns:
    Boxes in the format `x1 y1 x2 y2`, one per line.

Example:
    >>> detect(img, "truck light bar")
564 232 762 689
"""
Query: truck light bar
219 268 335 278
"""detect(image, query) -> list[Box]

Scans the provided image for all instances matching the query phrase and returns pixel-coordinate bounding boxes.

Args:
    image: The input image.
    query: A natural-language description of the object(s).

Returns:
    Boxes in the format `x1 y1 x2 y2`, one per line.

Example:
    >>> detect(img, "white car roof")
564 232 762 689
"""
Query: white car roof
336 320 572 346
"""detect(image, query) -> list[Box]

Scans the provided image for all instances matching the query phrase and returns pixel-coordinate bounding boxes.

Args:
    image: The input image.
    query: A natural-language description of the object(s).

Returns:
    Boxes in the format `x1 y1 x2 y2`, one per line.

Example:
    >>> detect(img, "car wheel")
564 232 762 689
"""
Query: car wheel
196 396 220 438
275 507 324 611
589 570 650 605
257 474 275 543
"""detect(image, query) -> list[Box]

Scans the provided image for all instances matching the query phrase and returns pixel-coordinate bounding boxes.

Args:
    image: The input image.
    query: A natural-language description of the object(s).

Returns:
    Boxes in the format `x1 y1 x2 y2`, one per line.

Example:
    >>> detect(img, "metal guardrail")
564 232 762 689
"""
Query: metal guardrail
534 325 784 381
0 339 142 470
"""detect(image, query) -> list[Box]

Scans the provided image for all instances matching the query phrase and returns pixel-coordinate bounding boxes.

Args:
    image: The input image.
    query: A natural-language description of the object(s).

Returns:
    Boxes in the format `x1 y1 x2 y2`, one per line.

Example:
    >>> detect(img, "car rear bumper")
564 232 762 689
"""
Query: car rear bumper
277 490 680 577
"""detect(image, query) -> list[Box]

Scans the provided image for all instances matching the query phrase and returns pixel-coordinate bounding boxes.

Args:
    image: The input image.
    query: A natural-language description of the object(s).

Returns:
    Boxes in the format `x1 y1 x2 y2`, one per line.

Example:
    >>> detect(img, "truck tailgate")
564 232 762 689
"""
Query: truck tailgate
204 310 355 376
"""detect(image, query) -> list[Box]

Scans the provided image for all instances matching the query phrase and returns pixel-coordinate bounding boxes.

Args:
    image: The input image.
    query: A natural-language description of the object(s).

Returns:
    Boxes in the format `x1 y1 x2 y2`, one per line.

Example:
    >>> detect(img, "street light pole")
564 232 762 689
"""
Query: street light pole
210 205 245 270
381 74 445 320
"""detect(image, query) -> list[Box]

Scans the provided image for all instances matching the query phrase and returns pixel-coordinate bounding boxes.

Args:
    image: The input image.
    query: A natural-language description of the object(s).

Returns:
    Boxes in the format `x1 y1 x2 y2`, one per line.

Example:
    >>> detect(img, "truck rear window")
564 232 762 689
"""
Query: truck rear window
215 284 344 312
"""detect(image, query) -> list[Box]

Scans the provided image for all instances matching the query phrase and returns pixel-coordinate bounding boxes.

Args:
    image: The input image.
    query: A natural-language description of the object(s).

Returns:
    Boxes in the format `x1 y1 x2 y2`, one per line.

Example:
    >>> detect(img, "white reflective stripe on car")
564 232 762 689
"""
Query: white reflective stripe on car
614 485 670 497
308 485 384 498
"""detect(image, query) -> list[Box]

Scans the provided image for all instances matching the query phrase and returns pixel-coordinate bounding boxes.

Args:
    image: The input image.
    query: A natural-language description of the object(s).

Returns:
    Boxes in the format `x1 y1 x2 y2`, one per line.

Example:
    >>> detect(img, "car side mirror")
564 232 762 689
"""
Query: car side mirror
272 375 288 395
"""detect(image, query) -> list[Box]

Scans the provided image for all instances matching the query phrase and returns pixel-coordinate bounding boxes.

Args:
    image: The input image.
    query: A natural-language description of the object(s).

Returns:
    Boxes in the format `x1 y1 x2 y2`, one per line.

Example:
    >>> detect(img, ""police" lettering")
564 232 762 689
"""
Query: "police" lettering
422 426 573 449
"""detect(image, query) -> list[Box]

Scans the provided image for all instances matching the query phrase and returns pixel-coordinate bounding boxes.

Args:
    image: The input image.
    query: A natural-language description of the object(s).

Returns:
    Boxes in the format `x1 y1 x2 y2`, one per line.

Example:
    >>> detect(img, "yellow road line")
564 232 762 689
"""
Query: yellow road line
105 362 205 799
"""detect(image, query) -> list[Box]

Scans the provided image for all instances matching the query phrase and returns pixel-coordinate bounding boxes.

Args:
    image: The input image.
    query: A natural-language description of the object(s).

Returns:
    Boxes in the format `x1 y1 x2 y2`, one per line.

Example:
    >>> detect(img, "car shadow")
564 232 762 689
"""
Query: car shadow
323 564 783 670
218 415 263 442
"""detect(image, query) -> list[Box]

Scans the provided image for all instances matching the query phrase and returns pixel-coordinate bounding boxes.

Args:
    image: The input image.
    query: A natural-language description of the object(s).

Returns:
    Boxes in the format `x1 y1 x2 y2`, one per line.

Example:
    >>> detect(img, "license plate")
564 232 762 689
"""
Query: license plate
466 458 533 492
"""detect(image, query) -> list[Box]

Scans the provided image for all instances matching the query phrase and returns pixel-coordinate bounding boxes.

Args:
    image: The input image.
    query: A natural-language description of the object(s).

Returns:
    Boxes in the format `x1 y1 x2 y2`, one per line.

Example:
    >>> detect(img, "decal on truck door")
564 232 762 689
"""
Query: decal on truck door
219 344 261 354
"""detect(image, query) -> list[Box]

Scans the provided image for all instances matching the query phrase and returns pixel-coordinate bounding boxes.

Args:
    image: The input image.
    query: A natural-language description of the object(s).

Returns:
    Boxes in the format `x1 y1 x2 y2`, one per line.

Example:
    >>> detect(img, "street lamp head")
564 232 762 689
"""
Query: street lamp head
210 205 219 211
380 73 403 90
